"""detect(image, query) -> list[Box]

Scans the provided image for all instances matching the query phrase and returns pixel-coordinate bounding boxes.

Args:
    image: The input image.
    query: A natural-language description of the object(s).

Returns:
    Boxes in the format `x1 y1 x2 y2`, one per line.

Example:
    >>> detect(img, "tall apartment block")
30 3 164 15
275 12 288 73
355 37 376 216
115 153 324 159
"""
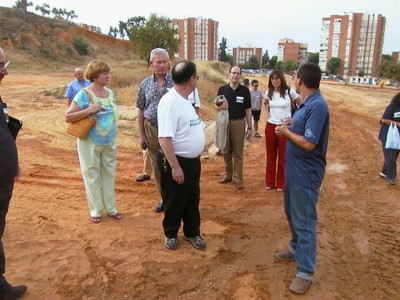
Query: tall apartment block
172 17 219 61
232 47 263 67
319 13 386 76
277 38 308 66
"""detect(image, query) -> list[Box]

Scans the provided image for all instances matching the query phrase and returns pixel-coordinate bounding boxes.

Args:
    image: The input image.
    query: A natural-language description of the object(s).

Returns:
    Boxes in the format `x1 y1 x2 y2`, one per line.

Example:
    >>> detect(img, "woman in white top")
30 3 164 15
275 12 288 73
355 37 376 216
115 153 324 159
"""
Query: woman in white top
263 69 300 191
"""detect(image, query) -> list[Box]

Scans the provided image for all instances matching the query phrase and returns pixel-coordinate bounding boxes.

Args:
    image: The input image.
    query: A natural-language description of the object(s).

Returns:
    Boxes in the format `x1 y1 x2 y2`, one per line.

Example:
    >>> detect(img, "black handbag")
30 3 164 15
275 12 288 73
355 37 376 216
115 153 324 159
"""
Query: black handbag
8 115 23 140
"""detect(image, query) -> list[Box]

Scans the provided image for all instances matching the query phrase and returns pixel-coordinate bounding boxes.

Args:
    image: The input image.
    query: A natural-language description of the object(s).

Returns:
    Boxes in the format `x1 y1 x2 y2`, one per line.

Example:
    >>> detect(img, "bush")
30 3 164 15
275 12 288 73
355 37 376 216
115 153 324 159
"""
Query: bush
73 36 89 55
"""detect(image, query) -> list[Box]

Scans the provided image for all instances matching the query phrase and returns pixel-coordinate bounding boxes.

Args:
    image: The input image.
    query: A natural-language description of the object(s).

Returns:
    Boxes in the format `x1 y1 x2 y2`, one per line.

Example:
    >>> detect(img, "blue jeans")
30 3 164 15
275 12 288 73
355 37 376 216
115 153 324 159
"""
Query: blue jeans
284 180 319 281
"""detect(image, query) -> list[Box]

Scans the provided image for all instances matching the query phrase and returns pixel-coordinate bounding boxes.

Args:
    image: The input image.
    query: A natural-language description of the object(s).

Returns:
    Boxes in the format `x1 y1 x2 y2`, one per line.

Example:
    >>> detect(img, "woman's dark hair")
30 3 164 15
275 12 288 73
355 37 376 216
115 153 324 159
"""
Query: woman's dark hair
390 92 400 105
267 69 289 100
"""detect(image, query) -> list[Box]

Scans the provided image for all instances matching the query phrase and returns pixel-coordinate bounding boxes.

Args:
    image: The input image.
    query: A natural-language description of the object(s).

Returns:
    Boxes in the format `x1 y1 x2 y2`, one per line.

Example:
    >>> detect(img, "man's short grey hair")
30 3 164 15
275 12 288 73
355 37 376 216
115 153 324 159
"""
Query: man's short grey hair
149 48 169 62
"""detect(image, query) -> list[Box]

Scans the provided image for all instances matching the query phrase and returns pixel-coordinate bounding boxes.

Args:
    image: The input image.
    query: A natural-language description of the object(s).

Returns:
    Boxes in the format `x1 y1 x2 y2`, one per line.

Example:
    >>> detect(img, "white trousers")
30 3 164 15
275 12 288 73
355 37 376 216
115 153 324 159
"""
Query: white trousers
77 139 118 217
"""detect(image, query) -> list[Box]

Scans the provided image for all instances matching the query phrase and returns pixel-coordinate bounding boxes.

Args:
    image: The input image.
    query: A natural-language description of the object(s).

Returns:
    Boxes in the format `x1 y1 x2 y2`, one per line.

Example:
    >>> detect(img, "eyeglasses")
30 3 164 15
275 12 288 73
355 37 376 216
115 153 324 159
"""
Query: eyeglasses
230 72 241 76
0 61 9 72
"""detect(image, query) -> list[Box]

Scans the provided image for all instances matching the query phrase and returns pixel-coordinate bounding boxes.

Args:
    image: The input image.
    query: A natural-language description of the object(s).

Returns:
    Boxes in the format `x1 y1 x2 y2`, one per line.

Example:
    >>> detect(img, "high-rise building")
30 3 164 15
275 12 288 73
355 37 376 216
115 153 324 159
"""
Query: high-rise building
319 13 385 76
277 38 308 66
172 17 219 61
232 47 262 67
392 51 400 63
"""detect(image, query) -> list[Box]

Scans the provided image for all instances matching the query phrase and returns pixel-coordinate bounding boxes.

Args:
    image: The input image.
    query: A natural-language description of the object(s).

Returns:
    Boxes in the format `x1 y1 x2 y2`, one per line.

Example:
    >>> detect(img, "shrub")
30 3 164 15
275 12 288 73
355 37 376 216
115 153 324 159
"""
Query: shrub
73 36 89 55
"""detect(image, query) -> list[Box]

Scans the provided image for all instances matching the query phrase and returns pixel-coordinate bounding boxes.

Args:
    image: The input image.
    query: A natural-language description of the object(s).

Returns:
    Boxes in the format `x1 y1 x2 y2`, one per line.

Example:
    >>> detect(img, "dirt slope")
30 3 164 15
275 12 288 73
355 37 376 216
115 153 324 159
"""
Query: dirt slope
1 73 399 299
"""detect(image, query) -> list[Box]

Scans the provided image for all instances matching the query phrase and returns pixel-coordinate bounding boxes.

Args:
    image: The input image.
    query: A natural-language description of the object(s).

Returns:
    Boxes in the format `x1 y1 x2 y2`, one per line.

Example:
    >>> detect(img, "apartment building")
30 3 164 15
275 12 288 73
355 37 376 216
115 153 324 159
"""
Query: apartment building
232 47 263 67
319 13 385 76
392 51 400 63
277 38 308 65
172 17 219 61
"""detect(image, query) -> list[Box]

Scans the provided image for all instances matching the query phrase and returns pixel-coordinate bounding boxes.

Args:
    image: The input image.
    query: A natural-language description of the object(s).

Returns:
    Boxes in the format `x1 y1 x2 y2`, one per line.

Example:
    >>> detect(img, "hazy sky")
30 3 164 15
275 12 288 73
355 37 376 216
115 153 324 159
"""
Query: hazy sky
2 0 398 56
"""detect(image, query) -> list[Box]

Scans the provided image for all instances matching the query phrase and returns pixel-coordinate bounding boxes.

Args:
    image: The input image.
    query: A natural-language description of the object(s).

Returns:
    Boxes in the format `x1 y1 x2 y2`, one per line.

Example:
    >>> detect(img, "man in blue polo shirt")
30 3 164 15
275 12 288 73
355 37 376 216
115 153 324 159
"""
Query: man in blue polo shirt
64 67 90 106
274 63 330 295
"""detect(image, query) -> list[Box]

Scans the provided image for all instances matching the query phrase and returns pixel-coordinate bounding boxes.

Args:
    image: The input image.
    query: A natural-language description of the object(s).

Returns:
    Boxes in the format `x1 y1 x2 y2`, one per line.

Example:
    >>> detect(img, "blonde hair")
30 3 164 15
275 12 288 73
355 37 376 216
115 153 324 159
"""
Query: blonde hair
84 60 110 82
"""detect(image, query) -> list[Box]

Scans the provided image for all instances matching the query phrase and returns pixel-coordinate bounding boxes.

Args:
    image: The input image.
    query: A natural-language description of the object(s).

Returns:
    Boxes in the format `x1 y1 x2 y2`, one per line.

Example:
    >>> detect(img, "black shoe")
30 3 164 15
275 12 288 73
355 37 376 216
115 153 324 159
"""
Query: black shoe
154 201 164 213
136 174 151 182
1 285 28 300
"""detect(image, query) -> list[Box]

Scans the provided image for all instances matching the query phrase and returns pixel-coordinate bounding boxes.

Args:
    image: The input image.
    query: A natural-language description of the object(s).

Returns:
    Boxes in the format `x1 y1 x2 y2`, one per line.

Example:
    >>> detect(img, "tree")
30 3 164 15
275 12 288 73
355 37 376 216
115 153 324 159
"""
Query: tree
108 26 119 38
378 60 400 82
35 3 51 16
130 14 179 61
327 57 341 74
51 7 64 19
118 21 127 39
283 60 297 72
240 55 260 69
13 0 33 22
275 61 284 71
307 52 319 65
64 9 77 21
262 50 270 68
381 54 392 62
269 56 278 69
219 37 229 62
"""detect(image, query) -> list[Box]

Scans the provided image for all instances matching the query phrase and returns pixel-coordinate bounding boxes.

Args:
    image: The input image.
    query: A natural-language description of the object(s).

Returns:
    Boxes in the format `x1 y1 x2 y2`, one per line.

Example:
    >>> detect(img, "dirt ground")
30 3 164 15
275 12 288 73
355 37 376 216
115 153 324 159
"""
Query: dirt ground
1 73 399 299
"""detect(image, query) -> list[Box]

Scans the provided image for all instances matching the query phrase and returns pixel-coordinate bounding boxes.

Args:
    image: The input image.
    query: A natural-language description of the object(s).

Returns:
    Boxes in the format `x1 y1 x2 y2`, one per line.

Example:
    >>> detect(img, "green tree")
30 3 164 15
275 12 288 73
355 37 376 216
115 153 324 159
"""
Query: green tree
73 36 90 55
64 9 77 21
248 55 260 69
378 60 400 81
219 37 228 62
307 52 319 65
35 3 51 16
51 7 64 18
269 56 278 69
108 26 119 38
13 0 33 22
130 13 179 61
262 50 270 68
283 60 297 72
327 57 341 74
275 61 284 71
381 54 392 62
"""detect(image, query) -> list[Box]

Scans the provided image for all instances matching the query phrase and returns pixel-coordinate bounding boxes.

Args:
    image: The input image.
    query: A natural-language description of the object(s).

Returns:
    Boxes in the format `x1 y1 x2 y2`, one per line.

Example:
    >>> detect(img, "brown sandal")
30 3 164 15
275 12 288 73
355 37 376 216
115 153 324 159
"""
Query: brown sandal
108 212 123 220
90 216 101 224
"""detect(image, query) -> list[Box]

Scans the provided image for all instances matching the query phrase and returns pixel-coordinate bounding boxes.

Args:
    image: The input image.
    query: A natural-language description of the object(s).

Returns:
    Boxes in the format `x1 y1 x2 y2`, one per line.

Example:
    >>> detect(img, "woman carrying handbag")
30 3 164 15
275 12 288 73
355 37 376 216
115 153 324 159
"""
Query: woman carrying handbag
66 60 122 223
378 92 400 185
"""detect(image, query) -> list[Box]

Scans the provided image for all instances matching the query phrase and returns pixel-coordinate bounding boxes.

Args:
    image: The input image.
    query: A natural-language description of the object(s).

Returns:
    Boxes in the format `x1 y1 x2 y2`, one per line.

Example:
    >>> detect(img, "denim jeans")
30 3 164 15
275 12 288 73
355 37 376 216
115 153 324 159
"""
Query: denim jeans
284 180 319 281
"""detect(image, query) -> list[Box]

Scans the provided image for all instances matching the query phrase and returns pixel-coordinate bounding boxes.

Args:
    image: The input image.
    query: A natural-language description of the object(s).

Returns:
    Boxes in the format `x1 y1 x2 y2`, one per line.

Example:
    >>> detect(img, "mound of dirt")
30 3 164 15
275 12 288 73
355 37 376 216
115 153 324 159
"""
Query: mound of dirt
0 6 136 66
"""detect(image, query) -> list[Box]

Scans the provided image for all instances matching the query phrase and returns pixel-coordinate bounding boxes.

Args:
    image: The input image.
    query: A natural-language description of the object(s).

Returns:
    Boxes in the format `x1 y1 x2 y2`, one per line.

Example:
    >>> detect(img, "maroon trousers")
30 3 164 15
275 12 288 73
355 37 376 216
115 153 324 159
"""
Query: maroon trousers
265 122 287 189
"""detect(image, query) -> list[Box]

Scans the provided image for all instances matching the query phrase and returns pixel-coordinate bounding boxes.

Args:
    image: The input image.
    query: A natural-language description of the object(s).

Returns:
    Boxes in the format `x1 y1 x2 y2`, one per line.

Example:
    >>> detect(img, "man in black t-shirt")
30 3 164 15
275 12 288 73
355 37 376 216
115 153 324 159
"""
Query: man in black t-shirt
216 66 252 190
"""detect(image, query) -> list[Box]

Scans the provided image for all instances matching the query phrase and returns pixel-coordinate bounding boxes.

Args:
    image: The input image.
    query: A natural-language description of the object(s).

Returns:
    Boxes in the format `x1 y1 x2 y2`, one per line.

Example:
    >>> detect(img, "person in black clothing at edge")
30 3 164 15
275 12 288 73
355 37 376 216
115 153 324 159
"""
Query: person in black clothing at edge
0 46 28 299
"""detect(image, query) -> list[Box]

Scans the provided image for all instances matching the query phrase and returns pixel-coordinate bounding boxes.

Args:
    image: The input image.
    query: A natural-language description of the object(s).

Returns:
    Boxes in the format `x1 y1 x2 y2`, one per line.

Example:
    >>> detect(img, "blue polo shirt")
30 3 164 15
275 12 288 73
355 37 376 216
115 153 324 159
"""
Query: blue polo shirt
65 79 90 101
286 90 330 188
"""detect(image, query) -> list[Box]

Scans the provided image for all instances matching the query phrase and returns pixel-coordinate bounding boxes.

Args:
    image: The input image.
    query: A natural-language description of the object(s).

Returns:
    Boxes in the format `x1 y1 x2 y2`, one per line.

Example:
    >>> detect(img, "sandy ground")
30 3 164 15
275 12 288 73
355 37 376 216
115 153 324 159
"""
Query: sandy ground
1 73 399 299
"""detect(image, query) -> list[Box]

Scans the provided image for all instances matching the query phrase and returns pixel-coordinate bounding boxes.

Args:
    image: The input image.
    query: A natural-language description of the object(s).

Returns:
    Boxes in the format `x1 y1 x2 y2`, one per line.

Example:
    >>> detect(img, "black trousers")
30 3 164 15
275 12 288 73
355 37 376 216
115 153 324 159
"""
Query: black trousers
0 180 14 292
157 152 201 238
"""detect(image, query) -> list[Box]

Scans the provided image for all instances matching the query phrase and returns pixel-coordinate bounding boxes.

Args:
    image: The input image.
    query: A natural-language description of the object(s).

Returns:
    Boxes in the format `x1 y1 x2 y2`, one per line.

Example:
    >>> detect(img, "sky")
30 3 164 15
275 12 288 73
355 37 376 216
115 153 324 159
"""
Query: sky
2 0 399 56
